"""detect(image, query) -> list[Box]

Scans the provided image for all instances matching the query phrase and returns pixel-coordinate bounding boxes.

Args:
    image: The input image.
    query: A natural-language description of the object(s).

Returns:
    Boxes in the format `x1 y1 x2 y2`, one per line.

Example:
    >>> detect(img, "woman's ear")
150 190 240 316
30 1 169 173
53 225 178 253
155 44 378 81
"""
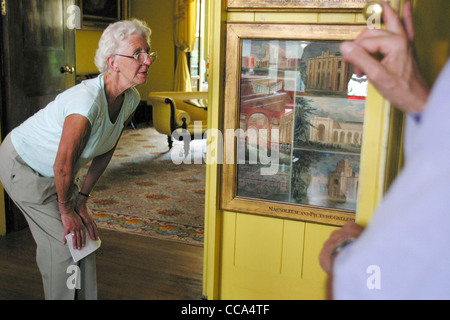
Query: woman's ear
107 56 120 72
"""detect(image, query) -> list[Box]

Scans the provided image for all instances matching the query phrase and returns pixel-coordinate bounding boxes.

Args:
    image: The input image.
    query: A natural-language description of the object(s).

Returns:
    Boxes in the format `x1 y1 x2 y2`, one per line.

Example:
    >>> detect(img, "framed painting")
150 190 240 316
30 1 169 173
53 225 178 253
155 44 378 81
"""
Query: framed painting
221 23 368 226
227 0 372 10
78 0 130 30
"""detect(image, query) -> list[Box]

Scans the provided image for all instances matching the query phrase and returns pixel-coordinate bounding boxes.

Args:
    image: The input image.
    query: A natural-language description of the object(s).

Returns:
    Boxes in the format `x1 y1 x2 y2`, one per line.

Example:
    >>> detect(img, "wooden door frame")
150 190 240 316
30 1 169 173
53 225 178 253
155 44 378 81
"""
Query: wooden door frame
0 17 6 235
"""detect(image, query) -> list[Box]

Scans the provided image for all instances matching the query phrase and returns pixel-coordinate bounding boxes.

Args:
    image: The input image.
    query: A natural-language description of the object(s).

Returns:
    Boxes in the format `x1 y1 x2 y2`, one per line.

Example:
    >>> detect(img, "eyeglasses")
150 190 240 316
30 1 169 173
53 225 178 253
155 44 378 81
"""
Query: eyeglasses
114 51 158 65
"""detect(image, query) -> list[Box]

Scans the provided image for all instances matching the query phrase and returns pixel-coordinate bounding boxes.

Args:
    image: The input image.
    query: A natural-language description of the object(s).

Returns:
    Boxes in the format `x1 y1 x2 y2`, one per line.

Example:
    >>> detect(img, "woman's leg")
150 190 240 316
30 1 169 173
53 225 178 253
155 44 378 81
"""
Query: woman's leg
0 134 97 300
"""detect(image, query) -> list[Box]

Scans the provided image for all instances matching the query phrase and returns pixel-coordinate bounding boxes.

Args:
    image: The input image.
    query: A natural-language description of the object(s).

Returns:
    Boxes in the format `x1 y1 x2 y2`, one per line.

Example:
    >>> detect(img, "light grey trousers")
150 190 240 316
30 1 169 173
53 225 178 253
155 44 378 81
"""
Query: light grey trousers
0 133 97 300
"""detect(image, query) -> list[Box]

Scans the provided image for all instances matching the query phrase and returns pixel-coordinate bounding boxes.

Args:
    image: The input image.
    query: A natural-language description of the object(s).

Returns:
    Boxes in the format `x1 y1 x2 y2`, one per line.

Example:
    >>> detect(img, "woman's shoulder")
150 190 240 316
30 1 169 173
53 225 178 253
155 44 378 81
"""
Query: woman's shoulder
50 76 104 123
78 75 105 99
127 86 141 101
59 76 104 104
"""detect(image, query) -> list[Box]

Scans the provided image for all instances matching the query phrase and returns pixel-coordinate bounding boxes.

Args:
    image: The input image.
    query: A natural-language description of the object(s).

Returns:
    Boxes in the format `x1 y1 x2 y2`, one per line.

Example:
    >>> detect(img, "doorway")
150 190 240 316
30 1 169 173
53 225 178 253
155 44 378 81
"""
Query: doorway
1 0 76 231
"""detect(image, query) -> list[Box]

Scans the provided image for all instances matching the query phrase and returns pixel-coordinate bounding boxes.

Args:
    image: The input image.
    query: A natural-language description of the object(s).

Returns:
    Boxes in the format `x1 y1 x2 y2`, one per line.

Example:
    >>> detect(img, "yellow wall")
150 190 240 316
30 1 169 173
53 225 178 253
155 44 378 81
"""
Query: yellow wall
76 30 102 75
75 0 176 100
132 0 176 98
203 0 450 300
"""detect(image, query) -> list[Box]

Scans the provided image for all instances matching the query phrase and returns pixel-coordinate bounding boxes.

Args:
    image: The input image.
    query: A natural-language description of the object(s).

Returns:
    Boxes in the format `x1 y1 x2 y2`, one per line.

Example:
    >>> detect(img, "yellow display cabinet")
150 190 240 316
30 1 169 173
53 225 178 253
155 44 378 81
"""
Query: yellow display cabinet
202 0 408 300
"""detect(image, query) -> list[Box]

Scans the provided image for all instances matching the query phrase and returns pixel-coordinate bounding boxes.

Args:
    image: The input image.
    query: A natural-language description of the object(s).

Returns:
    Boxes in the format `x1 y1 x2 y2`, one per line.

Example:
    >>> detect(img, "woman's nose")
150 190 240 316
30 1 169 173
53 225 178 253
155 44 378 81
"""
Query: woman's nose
143 55 152 66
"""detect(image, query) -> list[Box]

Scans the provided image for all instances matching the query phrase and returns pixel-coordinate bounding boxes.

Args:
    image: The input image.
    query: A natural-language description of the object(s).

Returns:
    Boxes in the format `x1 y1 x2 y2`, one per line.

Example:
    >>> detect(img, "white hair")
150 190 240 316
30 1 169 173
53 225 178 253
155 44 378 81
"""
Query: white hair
94 19 152 73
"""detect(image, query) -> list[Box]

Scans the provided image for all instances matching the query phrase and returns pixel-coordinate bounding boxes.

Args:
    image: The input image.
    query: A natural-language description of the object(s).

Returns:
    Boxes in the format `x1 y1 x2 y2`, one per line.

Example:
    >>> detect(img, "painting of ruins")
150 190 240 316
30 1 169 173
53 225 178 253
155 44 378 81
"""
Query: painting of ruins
236 39 367 211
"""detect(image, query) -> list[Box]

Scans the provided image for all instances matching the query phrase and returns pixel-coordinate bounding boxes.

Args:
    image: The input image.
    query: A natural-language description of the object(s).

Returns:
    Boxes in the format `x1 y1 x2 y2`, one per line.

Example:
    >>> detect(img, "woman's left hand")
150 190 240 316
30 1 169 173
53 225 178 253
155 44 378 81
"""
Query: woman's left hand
75 198 99 242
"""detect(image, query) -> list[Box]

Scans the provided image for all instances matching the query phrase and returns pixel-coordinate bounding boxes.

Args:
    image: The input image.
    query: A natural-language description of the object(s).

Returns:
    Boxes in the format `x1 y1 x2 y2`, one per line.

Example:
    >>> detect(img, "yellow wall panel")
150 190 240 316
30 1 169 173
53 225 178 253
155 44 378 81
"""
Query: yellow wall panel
220 211 331 299
281 220 305 278
235 214 284 274
254 12 318 23
226 12 255 22
219 211 339 299
318 12 356 23
302 223 339 282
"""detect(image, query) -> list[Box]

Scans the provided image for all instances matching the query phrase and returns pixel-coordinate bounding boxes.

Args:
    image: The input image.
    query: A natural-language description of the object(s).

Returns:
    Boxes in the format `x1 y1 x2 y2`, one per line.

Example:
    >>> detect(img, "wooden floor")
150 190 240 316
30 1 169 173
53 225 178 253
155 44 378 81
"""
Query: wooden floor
0 227 204 300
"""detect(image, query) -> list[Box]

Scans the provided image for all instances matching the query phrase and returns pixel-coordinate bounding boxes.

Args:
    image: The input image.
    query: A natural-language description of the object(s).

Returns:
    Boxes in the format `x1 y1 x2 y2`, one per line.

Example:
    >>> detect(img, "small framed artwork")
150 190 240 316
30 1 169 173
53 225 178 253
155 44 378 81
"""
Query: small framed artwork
221 23 368 226
227 0 371 10
78 0 130 30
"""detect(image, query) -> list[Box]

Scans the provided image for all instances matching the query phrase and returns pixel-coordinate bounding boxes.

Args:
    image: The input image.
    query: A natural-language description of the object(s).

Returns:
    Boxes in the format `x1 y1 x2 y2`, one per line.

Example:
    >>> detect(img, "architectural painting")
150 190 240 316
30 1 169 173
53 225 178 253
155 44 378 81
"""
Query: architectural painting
236 39 367 212
221 23 368 225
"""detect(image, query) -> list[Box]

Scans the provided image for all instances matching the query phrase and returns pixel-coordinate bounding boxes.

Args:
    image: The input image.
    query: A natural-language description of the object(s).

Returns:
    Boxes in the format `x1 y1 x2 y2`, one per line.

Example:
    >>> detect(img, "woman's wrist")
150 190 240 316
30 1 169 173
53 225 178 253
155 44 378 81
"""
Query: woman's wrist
57 195 73 205
75 191 90 212
78 191 90 198
76 191 90 207
59 205 76 216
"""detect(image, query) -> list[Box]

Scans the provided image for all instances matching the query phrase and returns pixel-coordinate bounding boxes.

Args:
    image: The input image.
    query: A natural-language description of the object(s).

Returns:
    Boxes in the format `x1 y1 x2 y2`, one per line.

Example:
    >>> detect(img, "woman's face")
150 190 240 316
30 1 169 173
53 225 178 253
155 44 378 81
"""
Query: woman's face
114 34 152 87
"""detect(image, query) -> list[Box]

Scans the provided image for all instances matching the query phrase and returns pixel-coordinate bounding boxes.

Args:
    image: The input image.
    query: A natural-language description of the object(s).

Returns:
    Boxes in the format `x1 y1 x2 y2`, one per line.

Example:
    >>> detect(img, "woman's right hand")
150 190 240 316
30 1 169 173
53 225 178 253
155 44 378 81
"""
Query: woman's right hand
53 114 92 250
60 207 86 250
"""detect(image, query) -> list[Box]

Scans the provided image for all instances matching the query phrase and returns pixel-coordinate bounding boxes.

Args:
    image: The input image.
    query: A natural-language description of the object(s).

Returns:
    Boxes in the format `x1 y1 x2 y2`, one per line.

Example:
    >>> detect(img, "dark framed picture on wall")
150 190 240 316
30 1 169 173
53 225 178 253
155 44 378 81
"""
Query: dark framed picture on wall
221 23 371 226
78 0 130 30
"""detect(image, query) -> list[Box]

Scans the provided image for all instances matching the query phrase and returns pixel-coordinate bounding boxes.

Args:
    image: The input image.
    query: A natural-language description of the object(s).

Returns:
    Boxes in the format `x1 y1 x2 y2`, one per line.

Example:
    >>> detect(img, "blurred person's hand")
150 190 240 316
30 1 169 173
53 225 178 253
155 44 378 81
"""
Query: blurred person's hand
340 1 429 113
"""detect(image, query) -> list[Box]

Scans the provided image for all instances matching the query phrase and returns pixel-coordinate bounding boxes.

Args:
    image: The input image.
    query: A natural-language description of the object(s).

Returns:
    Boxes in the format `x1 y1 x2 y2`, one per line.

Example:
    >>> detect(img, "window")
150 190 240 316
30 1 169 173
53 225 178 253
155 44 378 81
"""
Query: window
189 0 208 91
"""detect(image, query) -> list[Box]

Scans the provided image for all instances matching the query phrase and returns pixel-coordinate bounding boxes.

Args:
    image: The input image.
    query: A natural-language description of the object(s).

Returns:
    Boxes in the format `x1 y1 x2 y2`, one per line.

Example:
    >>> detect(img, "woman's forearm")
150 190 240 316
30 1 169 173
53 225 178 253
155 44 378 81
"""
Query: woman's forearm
54 159 76 208
53 115 91 212
80 144 117 196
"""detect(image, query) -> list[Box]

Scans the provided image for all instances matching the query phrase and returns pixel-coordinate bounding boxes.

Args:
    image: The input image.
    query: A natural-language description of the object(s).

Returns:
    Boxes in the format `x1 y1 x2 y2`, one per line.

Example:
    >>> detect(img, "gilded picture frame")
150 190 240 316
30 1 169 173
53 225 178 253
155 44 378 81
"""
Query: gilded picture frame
227 0 371 10
78 0 131 30
220 23 368 226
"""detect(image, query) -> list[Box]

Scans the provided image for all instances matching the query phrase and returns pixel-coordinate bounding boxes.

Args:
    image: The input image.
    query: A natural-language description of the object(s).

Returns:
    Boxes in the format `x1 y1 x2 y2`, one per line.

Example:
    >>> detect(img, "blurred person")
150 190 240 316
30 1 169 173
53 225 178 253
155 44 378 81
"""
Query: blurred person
319 2 450 299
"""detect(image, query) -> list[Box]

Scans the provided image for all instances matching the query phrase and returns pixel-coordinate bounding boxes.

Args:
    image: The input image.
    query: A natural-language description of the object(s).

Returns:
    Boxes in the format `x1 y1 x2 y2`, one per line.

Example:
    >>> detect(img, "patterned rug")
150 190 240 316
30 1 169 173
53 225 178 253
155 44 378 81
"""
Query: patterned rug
79 126 206 247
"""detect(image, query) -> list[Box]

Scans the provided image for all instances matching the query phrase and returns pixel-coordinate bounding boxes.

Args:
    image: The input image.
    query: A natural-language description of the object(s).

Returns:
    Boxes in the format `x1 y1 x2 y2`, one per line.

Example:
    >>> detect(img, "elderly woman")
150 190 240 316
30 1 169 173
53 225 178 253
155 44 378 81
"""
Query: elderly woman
0 19 156 300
